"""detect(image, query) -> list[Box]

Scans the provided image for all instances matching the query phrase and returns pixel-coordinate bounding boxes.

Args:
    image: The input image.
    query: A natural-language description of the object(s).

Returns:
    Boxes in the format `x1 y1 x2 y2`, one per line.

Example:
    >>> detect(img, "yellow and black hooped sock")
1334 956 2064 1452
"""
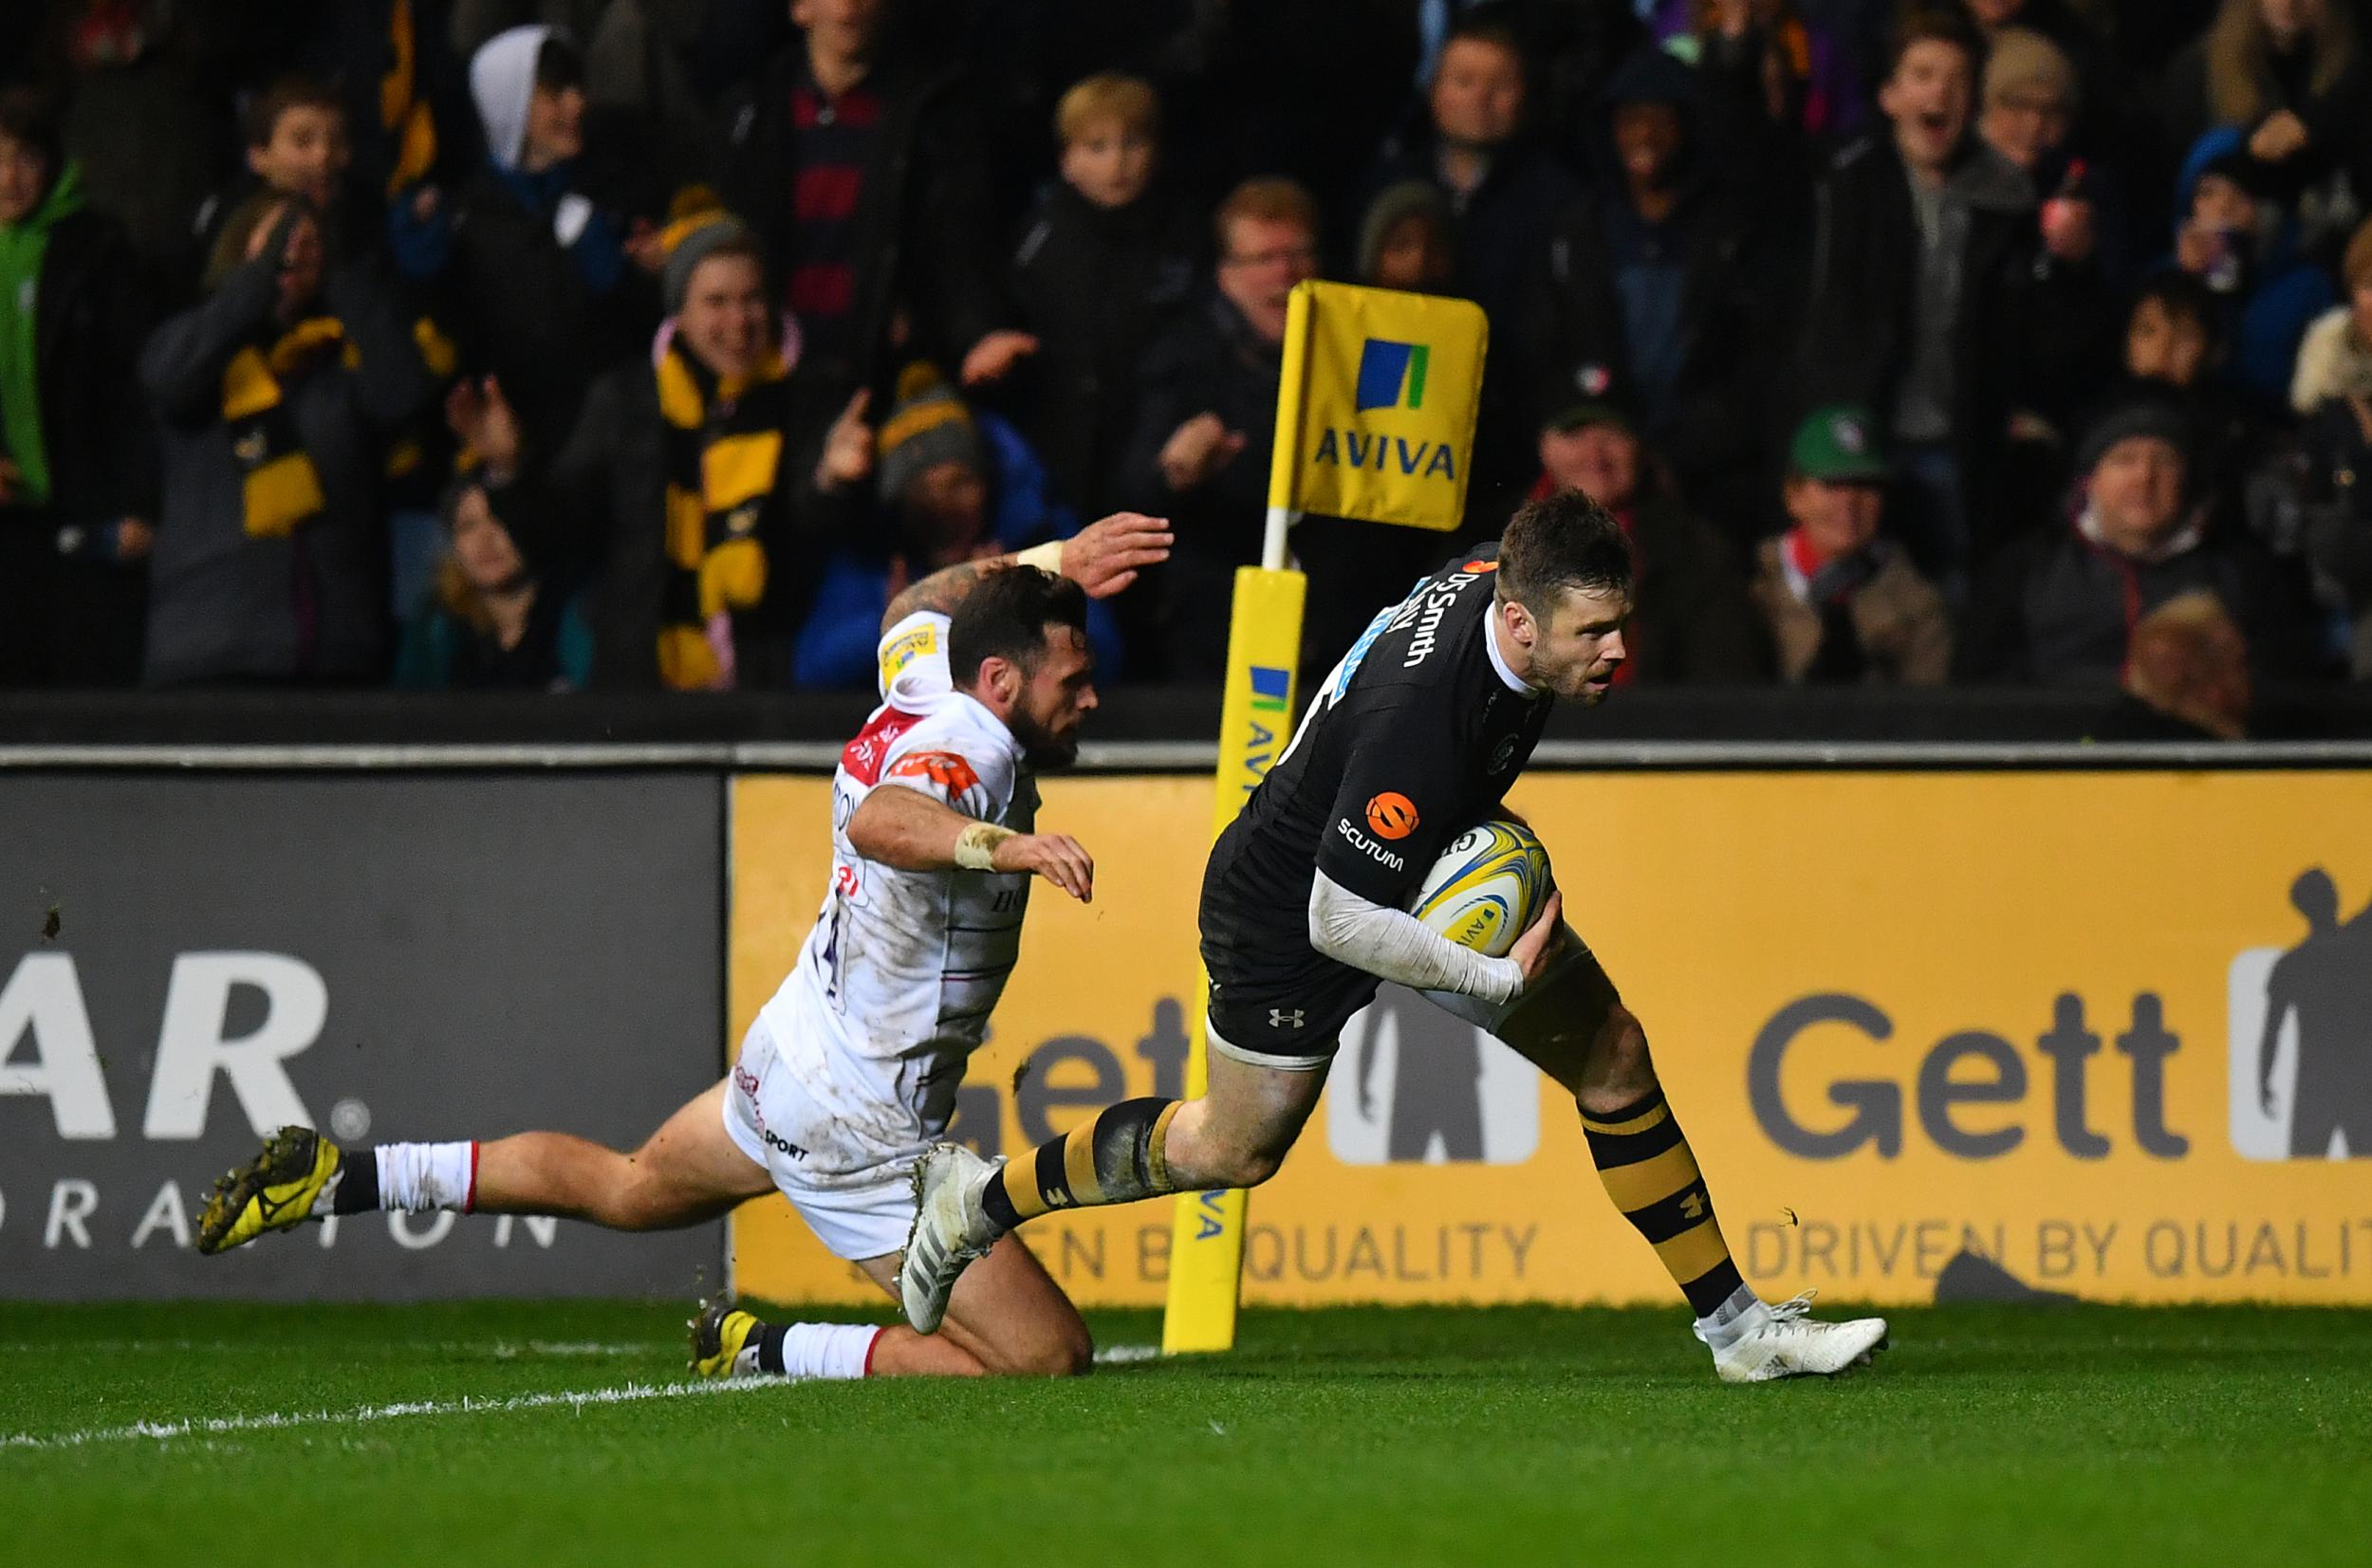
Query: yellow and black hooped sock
655 340 787 688
1582 1087 1747 1319
980 1098 1182 1232
221 317 350 539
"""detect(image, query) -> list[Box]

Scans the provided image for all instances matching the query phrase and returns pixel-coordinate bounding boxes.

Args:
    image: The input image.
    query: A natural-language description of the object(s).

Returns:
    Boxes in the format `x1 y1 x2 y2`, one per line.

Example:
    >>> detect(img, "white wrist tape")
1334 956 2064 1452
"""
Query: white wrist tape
954 821 1015 871
1014 541 1065 575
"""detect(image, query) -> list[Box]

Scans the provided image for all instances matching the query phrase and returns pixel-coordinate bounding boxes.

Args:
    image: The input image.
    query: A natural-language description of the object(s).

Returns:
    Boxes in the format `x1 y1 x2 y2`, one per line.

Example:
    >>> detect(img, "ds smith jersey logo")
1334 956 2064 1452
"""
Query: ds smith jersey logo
1312 339 1457 480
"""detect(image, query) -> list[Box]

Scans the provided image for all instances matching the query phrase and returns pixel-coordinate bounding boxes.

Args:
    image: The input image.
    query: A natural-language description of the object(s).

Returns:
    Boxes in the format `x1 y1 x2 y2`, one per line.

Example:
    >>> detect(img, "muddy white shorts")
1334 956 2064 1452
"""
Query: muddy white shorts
721 1013 922 1263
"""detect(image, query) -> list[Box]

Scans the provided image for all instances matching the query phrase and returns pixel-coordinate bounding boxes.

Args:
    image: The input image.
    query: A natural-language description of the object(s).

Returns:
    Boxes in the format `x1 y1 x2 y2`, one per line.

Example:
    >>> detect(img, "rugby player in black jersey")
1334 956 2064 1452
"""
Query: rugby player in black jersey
900 490 1886 1380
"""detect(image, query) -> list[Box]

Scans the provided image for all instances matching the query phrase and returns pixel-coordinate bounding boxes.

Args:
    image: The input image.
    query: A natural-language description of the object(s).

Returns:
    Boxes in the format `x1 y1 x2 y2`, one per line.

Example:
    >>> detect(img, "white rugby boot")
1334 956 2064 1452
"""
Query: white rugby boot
899 1143 1000 1334
1702 1291 1889 1383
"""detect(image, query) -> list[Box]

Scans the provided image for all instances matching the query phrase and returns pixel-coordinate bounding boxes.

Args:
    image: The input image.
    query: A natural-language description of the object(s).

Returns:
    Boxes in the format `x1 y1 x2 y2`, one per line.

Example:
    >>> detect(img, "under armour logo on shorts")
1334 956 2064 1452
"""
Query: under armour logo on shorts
1269 1008 1306 1029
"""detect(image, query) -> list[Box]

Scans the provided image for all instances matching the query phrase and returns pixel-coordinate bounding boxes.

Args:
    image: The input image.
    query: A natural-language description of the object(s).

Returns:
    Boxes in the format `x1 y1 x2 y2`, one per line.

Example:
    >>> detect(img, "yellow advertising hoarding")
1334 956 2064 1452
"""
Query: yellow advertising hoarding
1267 281 1487 532
729 771 2372 1306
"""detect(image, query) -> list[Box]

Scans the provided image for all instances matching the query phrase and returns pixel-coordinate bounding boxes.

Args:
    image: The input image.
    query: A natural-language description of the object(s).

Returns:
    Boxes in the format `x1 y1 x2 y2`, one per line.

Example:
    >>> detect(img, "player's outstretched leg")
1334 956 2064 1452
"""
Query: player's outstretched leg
899 1051 1323 1333
1471 935 1888 1383
197 1079 775 1255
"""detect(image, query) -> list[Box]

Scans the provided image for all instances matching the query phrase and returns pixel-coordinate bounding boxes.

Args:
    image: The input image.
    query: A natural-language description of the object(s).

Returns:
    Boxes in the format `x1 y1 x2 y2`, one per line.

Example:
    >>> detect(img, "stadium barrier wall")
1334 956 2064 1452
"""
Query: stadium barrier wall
6 750 2368 1305
0 774 724 1300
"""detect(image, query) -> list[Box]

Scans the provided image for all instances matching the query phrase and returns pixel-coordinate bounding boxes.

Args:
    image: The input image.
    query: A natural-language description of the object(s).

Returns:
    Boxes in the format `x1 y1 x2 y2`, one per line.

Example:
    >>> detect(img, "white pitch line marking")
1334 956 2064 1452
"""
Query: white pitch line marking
1092 1343 1159 1364
1 1375 791 1451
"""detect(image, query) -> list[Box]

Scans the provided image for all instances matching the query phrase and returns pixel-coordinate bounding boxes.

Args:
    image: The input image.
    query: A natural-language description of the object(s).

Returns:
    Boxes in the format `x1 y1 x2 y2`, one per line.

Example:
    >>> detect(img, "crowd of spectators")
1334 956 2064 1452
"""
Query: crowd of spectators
3 0 2371 738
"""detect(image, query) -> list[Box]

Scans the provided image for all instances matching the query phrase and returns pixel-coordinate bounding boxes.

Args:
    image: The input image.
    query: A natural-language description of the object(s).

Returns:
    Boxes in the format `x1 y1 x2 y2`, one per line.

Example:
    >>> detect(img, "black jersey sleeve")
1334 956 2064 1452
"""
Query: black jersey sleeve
1311 698 1466 909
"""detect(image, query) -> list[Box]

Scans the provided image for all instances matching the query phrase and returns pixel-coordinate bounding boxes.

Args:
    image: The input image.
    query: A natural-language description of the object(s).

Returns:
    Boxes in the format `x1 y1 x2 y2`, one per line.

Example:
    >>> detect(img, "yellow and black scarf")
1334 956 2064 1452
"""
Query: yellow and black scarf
380 0 439 195
655 340 788 689
221 318 355 539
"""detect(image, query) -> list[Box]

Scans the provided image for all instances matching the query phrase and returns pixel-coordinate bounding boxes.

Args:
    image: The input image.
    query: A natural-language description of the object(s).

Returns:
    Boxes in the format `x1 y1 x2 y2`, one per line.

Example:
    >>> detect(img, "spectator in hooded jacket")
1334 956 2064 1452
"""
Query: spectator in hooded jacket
1798 5 2107 596
391 26 658 461
1749 404 1953 685
1958 392 2323 686
0 88 155 687
139 194 432 684
2159 0 2372 267
1007 73 1199 523
2164 125 2336 413
1356 179 1458 294
1531 393 1769 683
1525 44 1779 544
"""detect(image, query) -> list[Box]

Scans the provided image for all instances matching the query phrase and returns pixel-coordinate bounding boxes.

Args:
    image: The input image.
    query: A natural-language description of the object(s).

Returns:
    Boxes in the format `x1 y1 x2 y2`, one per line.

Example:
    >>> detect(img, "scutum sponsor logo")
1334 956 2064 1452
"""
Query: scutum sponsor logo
1336 817 1407 873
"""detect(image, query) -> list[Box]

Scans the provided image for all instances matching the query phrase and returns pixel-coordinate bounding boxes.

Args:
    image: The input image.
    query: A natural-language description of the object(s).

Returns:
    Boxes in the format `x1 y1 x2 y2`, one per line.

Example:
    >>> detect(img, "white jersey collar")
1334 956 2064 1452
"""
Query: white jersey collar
1484 606 1534 695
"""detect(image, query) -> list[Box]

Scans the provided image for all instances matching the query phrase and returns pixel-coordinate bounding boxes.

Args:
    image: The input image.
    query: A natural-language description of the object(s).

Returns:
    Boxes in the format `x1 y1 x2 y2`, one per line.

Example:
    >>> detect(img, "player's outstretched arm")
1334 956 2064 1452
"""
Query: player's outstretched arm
848 784 1095 902
879 512 1173 633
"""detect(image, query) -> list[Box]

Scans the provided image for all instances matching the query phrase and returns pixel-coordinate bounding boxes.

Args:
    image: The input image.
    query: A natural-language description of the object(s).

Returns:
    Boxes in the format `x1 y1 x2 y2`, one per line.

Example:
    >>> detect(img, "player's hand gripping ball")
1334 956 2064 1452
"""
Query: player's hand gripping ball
1408 820 1554 957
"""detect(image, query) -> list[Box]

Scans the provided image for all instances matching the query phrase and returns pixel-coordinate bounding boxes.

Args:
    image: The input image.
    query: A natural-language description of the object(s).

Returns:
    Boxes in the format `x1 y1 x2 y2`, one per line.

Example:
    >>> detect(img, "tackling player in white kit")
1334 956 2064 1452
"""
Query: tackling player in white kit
191 514 1171 1381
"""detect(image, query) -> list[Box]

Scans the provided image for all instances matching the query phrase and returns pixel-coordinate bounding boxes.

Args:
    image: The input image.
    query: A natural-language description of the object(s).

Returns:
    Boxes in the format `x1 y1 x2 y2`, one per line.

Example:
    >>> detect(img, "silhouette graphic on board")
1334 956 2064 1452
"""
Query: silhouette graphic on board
1357 984 1487 1161
2256 868 2372 1158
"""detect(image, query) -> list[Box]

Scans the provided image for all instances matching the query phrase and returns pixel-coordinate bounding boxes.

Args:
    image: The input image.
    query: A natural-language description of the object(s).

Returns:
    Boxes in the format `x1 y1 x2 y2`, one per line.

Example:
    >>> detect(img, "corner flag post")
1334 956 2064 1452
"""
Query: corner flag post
1160 282 1488 1354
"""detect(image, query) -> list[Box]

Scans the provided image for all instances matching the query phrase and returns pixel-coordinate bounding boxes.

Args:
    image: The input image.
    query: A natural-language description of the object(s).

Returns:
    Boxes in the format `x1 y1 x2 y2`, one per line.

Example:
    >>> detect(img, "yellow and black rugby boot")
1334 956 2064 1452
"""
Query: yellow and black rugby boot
689 1296 769 1378
196 1125 343 1255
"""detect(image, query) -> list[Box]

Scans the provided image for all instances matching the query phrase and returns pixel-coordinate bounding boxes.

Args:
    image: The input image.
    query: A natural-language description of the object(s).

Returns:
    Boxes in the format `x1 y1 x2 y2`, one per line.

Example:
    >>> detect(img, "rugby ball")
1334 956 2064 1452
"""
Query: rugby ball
1408 820 1554 957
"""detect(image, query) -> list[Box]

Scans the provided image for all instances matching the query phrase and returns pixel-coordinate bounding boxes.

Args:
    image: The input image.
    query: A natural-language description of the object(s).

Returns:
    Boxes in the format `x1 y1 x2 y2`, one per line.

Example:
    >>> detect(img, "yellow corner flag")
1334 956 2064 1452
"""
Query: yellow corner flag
1162 281 1489 1355
1268 281 1489 532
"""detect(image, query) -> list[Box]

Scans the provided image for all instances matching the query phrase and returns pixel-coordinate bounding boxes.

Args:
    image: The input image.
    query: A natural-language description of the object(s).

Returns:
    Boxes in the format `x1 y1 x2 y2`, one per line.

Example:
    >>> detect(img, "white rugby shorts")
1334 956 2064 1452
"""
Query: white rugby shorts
721 1012 921 1264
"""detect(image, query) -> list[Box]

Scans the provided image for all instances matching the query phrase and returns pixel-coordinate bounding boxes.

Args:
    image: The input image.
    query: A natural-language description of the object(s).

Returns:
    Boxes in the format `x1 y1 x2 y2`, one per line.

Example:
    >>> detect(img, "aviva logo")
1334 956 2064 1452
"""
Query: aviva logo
1355 339 1429 412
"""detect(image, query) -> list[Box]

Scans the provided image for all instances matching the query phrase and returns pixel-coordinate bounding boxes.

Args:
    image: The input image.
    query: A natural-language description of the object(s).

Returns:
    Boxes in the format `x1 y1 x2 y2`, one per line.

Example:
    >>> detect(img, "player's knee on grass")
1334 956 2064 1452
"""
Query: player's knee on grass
989 1315 1093 1377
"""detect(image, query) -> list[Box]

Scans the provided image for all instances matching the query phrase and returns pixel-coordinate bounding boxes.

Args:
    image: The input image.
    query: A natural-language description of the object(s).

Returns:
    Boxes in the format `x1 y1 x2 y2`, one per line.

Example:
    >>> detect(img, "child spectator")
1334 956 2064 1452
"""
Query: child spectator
792 362 1121 687
0 87 154 687
394 475 591 690
139 194 432 684
2091 589 2253 738
191 78 356 281
393 26 658 461
2166 126 2335 411
1008 73 1199 521
1749 406 1953 684
1356 180 1457 293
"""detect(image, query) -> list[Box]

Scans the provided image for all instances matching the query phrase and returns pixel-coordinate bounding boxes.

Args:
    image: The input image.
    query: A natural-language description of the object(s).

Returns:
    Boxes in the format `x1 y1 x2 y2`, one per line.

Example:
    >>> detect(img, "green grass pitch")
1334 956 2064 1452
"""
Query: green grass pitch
4 1300 2368 1565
